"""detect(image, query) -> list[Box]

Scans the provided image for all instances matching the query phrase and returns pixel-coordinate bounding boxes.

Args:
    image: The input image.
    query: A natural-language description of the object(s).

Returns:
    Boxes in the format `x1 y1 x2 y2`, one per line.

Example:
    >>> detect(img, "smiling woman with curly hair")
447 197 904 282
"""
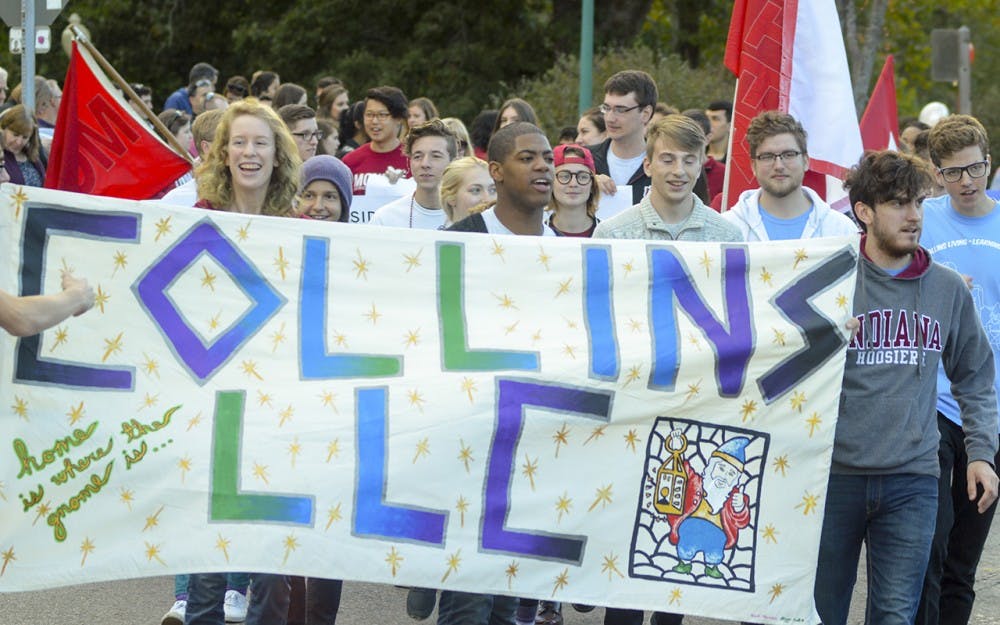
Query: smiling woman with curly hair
195 98 301 215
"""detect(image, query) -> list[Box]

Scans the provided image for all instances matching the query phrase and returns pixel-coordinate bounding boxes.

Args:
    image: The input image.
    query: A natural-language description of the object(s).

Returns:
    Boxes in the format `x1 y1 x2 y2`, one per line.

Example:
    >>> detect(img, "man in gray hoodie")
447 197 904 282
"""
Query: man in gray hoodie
814 150 999 625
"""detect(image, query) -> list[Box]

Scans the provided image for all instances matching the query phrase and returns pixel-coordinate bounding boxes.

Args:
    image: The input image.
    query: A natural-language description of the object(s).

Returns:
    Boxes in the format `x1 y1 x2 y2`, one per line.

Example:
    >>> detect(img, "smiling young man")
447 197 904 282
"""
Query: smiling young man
723 111 857 241
815 150 998 625
341 85 411 194
369 119 456 230
916 115 1000 625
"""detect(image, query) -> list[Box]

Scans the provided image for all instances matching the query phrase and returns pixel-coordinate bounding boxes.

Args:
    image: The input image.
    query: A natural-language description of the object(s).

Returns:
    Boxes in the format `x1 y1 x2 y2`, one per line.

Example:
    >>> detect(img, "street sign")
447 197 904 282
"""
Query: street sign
9 25 51 54
0 0 64 28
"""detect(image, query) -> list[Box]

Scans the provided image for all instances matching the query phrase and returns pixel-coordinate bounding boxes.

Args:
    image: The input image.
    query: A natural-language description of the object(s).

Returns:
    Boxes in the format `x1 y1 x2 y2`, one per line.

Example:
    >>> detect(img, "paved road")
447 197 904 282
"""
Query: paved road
1 521 997 625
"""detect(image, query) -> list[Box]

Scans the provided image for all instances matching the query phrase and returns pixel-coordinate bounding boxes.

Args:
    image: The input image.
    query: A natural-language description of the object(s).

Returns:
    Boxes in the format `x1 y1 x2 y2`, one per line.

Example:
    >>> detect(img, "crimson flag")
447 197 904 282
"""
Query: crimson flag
859 55 899 151
44 41 192 199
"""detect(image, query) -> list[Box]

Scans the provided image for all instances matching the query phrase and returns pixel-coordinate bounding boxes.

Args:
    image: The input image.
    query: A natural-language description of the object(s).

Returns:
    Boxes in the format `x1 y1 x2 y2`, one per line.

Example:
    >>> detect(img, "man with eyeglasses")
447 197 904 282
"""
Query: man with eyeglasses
342 86 411 195
278 104 322 162
916 114 1000 625
587 70 658 208
723 111 857 241
164 62 218 115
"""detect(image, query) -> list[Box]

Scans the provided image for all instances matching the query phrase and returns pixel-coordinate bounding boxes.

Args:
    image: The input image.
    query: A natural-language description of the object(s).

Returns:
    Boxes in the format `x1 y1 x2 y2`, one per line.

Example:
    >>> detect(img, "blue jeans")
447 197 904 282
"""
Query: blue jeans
175 573 250 600
815 473 937 625
437 590 517 625
185 573 227 625
306 578 343 624
185 573 288 625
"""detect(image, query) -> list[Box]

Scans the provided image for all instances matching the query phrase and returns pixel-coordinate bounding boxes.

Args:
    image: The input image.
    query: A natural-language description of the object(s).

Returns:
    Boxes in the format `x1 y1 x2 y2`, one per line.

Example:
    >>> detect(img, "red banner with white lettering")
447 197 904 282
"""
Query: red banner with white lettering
43 41 192 199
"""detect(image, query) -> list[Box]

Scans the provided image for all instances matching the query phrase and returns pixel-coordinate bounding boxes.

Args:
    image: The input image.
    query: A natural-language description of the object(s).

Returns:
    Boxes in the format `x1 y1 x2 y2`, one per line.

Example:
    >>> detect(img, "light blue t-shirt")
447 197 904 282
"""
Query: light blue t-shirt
920 194 1000 430
759 205 812 241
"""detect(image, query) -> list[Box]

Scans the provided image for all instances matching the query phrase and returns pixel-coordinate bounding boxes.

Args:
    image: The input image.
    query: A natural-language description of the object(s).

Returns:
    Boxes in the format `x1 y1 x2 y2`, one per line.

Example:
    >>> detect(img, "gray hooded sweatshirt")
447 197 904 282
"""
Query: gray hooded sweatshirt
835 237 998 477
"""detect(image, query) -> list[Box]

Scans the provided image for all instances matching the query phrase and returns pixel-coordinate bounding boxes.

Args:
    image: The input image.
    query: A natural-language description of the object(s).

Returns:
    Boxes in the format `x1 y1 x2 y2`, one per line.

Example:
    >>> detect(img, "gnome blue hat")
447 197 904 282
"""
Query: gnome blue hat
711 437 751 472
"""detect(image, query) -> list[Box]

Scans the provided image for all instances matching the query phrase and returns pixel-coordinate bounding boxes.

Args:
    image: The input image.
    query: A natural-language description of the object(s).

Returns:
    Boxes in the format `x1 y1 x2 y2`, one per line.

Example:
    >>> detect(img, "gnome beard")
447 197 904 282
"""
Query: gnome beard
702 457 739 514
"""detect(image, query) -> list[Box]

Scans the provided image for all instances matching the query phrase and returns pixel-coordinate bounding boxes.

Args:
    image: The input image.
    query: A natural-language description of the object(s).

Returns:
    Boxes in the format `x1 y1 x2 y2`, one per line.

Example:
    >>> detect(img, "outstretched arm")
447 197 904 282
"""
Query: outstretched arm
0 273 95 337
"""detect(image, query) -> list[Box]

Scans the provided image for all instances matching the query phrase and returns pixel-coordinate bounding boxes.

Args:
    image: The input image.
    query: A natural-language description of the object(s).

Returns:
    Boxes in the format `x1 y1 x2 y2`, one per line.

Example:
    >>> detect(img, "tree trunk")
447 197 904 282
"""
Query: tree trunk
837 0 890 113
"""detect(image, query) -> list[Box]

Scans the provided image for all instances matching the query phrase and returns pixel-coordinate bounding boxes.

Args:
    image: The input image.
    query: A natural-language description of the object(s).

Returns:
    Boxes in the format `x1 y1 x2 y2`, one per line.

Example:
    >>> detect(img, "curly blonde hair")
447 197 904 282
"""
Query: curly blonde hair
196 98 301 215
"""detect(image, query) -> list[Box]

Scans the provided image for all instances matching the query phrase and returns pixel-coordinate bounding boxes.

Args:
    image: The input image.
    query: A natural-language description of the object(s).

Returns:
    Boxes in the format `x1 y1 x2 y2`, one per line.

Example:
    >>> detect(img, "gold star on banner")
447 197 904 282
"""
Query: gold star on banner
209 311 222 331
61 258 74 277
562 344 576 360
584 425 607 445
796 492 819 515
33 501 50 526
403 328 420 347
143 505 165 531
0 481 6 501
623 364 642 386
588 484 614 511
257 391 273 407
537 246 551 270
624 429 639 453
102 332 124 362
772 328 786 346
531 329 543 343
627 318 643 333
552 423 569 457
273 247 290 280
11 186 28 218
792 248 809 270
385 546 403 576
669 588 682 605
120 488 134 511
402 249 422 272
112 250 128 277
458 441 474 473
288 437 302 467
522 455 538 490
236 220 251 242
790 391 807 413
456 495 469 527
836 293 849 310
325 503 343 530
320 391 338 413
1 546 15 576
278 404 294 427
622 259 635 276
407 389 426 412
806 412 822 437
683 380 702 404
12 396 28 420
504 321 519 335
740 399 758 422
326 439 341 463
564 316 579 330
241 360 263 380
461 377 477 403
762 525 778 544
490 239 506 262
505 561 519 589
178 456 192 483
555 278 572 297
141 353 159 378
49 326 68 352
252 462 270 485
555 493 572 522
200 266 217 291
773 455 790 476
144 542 166 566
67 401 85 426
332 331 348 348
769 583 785 603
699 251 713 276
80 537 95 567
760 267 773 286
363 303 381 325
441 549 462 583
187 412 202 431
141 393 159 410
687 332 702 350
154 217 172 241
353 248 371 280
601 553 625 580
413 438 430 463
270 323 287 353
552 568 569 597
282 534 299 566
494 292 518 310
215 534 231 563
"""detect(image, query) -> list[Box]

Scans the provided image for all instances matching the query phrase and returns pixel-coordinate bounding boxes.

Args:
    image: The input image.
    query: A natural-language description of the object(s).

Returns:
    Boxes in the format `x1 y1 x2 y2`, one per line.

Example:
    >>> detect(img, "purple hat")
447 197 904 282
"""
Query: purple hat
300 155 353 221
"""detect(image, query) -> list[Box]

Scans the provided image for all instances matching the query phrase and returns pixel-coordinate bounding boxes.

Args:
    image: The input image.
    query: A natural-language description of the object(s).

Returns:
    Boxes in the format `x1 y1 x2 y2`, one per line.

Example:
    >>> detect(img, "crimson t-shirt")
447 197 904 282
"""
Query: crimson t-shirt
341 143 410 195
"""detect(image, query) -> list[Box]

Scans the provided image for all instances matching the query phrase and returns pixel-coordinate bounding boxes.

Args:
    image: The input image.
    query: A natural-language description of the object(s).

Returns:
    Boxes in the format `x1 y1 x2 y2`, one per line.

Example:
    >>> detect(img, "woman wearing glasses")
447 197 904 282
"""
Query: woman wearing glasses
547 144 601 237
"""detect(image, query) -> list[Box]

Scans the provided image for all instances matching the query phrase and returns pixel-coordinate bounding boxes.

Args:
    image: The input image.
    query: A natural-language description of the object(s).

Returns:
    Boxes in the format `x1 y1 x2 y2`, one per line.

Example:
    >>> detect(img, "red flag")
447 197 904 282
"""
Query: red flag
722 0 863 209
859 55 899 151
44 41 192 199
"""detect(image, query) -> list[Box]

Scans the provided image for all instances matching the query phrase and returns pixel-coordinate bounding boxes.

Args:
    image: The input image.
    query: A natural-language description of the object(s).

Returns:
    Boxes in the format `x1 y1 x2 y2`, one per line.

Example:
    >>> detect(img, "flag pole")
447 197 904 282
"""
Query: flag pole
68 25 196 168
720 77 739 212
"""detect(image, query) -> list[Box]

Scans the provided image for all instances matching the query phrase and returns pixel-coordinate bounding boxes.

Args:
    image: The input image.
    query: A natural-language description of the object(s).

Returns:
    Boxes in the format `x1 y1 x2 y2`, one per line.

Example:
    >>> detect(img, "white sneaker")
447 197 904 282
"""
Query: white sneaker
224 589 249 623
161 599 186 625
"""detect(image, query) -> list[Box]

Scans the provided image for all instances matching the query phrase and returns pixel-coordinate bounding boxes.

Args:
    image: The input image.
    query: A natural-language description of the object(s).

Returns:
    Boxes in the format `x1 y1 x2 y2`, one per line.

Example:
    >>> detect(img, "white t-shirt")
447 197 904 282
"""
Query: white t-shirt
369 194 447 230
161 177 198 207
480 207 557 237
607 149 645 187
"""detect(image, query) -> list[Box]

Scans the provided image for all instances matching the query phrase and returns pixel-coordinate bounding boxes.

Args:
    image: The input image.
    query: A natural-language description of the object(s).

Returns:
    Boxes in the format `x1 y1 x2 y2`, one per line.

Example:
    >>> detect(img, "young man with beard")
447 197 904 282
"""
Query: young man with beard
723 111 857 241
342 86 410 195
916 115 1000 625
370 119 455 230
815 150 998 625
